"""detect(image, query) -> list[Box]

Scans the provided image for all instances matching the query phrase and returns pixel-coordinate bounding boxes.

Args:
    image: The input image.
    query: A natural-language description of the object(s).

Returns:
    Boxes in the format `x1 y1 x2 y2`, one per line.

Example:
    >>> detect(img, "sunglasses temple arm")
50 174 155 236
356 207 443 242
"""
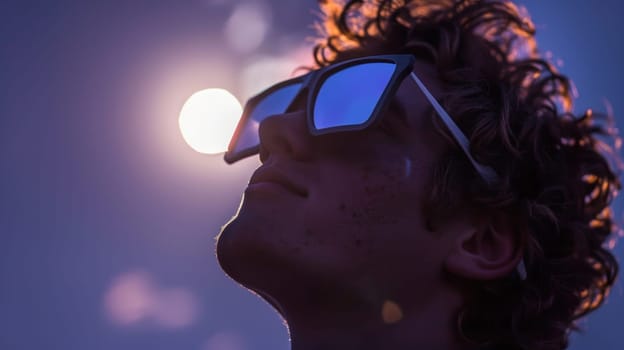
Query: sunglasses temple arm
409 73 499 186
409 72 527 281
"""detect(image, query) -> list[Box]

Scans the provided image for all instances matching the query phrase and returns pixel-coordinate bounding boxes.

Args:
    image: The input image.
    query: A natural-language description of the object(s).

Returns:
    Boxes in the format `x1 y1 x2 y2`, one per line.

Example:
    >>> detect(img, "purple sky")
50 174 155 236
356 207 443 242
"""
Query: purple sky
1 1 622 349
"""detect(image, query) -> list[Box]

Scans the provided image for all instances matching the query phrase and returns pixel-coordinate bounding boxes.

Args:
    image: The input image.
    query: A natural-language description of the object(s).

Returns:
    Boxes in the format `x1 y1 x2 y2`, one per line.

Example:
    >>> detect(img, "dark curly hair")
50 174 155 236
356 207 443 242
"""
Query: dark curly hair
312 0 622 349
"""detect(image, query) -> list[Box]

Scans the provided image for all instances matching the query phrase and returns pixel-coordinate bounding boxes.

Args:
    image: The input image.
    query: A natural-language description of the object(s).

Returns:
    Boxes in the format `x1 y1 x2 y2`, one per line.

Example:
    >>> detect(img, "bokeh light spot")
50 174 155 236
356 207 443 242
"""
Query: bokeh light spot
240 56 301 101
151 287 199 328
381 299 403 324
224 2 271 53
103 270 200 329
202 331 247 350
104 271 153 325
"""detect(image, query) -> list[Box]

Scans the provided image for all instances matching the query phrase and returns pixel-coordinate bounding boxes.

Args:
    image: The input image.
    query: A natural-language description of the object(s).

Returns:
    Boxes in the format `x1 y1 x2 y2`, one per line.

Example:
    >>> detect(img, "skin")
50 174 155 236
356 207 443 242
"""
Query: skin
215 58 522 350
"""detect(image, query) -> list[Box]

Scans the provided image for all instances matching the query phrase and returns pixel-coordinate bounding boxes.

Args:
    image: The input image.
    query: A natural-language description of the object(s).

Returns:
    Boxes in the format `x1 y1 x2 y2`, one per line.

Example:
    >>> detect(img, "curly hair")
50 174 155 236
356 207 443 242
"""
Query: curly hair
312 1 622 349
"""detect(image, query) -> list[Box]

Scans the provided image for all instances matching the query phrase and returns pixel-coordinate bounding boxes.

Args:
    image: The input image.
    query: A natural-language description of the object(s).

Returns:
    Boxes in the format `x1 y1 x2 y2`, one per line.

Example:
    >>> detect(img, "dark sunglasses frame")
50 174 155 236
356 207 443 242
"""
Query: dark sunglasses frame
224 54 414 164
223 55 498 187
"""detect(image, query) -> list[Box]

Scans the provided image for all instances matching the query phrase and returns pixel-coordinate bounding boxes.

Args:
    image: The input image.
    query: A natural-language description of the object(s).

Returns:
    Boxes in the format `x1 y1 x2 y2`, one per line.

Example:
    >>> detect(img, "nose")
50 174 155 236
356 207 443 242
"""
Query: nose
257 110 315 164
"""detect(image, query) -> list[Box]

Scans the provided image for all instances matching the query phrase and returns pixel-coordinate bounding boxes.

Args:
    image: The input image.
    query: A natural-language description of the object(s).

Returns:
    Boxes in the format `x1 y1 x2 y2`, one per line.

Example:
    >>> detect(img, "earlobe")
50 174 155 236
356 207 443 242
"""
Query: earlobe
444 221 524 281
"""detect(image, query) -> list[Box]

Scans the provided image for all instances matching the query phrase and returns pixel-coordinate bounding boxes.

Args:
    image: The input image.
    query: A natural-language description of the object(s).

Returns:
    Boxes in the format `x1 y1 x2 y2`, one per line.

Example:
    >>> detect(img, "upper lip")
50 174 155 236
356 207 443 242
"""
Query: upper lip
249 166 308 197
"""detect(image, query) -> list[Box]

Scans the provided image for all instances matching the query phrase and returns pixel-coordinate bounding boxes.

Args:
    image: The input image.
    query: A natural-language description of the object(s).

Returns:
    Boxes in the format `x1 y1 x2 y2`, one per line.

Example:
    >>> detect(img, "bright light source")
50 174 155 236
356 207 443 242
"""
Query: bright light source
179 88 242 154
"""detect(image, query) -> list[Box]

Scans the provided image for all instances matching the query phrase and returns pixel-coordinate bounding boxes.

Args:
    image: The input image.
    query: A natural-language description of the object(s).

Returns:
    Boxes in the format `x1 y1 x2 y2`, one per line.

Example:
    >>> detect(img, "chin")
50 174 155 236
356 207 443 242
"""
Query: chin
215 215 294 293
215 213 357 306
216 218 258 284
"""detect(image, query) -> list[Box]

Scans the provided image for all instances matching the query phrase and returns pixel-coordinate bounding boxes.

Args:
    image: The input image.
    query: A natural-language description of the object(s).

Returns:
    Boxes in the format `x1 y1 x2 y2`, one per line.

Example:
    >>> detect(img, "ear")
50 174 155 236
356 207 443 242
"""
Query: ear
444 215 524 281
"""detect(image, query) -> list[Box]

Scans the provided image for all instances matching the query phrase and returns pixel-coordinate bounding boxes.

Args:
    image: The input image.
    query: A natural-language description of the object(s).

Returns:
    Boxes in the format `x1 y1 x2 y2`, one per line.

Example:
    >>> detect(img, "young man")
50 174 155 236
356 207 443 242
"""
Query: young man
215 1 621 349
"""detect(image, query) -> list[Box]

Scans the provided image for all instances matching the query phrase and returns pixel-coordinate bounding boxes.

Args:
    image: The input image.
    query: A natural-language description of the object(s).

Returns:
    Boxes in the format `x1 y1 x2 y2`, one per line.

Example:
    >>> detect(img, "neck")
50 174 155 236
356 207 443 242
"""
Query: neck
271 285 467 350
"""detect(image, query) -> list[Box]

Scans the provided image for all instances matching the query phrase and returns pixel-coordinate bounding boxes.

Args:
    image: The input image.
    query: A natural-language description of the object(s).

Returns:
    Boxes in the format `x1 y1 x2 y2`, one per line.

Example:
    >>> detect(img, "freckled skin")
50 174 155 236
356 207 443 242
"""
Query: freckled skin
215 59 466 348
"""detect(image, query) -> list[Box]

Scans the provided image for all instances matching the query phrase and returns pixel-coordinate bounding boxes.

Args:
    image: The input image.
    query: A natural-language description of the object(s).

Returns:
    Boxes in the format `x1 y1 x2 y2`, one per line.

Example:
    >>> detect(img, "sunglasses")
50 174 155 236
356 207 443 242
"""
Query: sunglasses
223 54 497 185
223 54 527 280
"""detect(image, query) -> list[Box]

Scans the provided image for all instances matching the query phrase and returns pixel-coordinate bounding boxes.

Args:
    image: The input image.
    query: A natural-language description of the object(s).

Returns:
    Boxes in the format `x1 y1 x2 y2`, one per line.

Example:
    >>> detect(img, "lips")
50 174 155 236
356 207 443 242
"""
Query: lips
248 167 308 197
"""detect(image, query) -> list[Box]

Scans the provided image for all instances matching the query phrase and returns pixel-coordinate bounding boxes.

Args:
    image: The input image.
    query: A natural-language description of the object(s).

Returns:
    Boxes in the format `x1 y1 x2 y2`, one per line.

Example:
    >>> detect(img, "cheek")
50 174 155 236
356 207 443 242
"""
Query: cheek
350 158 425 229
303 156 425 254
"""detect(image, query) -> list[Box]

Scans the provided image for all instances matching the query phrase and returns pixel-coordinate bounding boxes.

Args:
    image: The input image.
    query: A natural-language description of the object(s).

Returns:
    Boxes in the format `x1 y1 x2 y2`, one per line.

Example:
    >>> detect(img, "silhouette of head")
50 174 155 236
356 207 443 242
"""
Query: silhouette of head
216 1 621 349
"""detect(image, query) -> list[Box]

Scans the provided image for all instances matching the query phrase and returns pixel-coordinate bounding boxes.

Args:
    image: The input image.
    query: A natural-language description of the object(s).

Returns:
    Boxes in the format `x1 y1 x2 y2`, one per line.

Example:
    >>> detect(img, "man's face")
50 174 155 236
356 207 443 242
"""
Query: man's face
216 58 457 312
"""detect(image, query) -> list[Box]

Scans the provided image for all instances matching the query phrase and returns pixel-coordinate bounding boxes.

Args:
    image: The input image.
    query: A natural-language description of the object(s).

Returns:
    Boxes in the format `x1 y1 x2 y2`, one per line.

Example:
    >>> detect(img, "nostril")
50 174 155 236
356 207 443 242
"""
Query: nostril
259 136 293 163
257 110 312 163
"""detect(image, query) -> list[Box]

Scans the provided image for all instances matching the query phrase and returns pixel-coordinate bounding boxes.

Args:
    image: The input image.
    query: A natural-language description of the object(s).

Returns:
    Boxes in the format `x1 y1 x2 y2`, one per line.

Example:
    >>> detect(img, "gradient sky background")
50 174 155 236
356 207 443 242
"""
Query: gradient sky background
1 1 623 349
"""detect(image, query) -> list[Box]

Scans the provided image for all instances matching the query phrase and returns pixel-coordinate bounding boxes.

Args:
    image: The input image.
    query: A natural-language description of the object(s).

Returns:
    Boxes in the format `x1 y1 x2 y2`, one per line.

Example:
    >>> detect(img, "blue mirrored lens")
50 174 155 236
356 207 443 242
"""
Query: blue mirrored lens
313 62 395 130
233 82 302 153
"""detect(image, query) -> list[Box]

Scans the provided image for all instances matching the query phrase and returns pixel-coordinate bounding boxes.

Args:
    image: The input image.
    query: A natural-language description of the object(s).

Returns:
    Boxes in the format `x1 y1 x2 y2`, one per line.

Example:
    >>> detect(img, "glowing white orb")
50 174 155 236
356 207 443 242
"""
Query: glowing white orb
179 88 242 154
